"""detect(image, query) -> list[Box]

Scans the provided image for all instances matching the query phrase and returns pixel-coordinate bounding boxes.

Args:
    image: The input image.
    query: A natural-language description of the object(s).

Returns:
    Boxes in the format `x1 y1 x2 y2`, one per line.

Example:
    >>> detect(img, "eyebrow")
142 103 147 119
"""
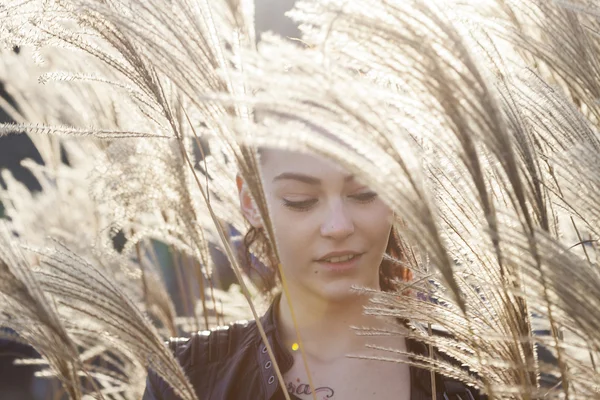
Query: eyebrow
273 172 355 185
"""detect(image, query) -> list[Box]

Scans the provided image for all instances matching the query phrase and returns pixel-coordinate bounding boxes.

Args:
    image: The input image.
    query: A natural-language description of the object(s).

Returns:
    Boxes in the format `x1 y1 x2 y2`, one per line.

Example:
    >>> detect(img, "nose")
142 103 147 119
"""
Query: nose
320 200 354 239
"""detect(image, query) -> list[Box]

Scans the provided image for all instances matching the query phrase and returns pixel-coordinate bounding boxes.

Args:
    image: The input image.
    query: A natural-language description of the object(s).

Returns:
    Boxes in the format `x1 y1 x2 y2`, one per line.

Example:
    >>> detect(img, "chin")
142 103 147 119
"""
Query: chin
313 277 378 303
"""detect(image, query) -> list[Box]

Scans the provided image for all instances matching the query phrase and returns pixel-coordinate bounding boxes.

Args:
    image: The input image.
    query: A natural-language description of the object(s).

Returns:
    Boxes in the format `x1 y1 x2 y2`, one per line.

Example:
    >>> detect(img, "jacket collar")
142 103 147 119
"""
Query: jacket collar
256 292 294 398
255 293 436 399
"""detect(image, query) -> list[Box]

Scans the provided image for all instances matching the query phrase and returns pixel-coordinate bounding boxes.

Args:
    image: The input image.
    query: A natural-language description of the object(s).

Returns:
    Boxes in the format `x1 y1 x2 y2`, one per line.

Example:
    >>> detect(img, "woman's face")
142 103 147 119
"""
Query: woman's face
240 148 394 302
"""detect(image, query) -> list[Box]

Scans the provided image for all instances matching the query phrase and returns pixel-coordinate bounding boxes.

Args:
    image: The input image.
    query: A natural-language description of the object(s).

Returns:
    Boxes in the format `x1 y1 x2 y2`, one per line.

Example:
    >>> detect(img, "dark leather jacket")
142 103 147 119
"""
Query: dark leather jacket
143 294 483 400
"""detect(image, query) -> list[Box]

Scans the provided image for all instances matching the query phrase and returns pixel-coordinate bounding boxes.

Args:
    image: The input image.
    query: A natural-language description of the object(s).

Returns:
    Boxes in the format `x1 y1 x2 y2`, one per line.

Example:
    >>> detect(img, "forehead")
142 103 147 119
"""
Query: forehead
259 148 350 181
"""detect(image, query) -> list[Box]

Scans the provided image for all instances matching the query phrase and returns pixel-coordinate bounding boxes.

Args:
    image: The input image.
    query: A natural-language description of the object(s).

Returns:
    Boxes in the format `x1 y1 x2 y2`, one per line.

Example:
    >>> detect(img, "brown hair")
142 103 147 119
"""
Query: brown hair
242 224 412 294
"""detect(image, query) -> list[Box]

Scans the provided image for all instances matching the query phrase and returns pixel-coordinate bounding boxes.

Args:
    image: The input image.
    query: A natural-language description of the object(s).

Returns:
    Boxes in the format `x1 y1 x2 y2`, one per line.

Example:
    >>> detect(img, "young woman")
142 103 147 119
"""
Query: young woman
142 148 483 400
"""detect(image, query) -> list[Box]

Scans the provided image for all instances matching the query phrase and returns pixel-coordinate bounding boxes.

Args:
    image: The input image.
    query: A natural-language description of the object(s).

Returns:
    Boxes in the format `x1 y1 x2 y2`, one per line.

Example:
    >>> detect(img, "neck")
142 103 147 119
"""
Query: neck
276 287 389 363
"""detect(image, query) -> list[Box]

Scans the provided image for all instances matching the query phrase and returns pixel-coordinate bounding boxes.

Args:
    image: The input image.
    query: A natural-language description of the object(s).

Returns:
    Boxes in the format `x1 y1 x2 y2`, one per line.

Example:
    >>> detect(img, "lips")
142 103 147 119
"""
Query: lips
317 250 363 261
320 253 360 263
316 253 363 272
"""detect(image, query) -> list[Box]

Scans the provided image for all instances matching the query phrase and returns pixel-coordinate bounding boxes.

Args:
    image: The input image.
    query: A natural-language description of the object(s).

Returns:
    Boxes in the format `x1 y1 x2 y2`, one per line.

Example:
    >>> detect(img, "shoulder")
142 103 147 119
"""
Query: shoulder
142 319 259 400
174 319 257 369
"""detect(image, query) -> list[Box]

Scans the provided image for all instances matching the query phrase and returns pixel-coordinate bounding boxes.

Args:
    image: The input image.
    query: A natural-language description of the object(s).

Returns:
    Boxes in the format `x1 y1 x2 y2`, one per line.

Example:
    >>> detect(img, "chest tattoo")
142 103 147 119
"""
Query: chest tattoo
286 378 334 399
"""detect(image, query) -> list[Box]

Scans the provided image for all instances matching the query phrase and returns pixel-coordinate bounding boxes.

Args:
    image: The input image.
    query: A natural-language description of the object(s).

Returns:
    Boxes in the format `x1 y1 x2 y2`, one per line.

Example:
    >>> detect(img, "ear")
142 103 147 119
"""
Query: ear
236 173 264 229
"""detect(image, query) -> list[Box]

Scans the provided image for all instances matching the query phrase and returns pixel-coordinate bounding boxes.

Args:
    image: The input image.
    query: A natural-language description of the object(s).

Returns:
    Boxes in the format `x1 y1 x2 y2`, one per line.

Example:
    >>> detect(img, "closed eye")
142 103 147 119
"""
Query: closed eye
350 192 378 203
283 192 377 212
283 199 318 211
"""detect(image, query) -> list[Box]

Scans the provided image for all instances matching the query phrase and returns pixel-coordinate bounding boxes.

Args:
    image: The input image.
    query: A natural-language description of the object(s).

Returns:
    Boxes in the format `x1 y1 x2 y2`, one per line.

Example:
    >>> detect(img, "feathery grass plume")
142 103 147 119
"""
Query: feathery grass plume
0 4 514 400
0 122 168 138
495 74 600 397
30 240 199 400
495 1 600 124
1 0 250 330
0 224 83 399
226 0 599 398
1 0 600 399
88 137 220 328
463 3 600 396
1 0 293 396
0 150 251 397
0 121 182 334
492 0 600 244
45 0 303 395
0 42 198 337
0 150 183 396
22 238 197 400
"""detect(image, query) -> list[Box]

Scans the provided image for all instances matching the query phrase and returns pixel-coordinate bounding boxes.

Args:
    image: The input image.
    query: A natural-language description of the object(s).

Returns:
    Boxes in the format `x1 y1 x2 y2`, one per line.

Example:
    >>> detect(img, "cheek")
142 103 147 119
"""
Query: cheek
358 203 394 244
265 199 313 264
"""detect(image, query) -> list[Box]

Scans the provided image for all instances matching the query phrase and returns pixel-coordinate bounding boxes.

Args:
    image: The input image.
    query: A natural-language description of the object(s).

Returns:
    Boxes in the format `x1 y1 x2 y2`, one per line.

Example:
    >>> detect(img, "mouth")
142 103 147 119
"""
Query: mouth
316 253 363 272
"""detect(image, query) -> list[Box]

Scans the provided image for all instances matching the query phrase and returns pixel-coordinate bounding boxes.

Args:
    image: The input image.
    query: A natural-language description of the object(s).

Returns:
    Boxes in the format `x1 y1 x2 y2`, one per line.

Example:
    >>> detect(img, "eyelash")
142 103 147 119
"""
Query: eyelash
282 192 378 212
